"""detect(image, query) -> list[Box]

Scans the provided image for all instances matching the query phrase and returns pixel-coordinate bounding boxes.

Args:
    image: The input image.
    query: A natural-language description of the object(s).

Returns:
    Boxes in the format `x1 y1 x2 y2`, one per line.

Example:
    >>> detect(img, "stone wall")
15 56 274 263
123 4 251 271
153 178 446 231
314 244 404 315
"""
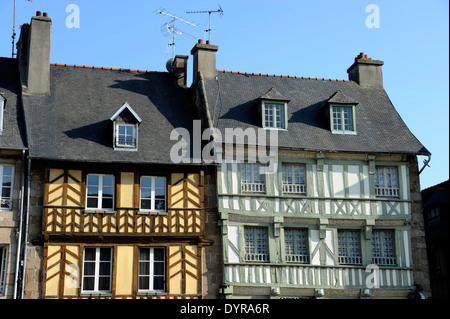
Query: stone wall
409 155 431 297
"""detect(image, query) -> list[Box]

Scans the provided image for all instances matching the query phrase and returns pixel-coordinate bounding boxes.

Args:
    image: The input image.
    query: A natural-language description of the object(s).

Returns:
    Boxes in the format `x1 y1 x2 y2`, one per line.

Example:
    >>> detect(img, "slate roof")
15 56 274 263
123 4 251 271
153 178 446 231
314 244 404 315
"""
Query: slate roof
202 70 429 155
0 58 27 150
21 64 197 164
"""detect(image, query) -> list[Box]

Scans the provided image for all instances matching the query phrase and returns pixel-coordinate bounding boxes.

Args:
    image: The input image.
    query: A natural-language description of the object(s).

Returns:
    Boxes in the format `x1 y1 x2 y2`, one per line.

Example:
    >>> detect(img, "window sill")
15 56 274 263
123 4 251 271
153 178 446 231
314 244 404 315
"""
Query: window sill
331 130 357 135
137 210 168 216
136 291 166 296
84 209 116 214
80 292 112 297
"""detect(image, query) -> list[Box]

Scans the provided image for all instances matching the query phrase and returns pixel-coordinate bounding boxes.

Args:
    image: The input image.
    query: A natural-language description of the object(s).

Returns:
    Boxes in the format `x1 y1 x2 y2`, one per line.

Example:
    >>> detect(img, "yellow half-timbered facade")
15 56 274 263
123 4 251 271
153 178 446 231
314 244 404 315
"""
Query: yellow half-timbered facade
42 167 209 298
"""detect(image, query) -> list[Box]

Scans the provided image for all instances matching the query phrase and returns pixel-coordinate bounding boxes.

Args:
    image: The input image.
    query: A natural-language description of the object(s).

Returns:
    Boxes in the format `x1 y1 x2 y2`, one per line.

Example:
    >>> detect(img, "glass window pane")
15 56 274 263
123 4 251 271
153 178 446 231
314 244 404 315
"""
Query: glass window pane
99 262 111 276
84 248 96 260
154 262 164 276
141 177 151 188
139 261 150 276
139 276 149 290
153 277 164 290
139 248 150 261
83 262 95 276
100 248 111 261
141 188 151 199
141 199 151 210
155 200 165 211
87 175 99 186
102 198 113 209
87 198 98 208
154 248 164 261
155 177 166 189
83 277 95 291
98 277 110 291
102 176 114 187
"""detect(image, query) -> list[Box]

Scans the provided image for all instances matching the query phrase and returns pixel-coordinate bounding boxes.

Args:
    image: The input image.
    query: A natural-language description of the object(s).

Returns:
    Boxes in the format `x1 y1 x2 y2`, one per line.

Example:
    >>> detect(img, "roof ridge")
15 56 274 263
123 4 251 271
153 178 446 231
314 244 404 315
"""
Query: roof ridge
50 63 167 74
217 69 352 82
217 69 353 82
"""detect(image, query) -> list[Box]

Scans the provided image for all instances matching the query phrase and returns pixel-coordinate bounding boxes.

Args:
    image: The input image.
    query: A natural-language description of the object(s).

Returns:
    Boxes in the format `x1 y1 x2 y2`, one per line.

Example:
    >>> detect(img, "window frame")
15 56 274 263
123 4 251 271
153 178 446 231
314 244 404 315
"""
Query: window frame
240 163 266 193
337 229 363 265
371 229 397 266
244 226 269 262
0 165 14 211
284 228 310 263
330 104 356 135
0 95 5 134
114 123 138 149
137 247 166 293
139 176 167 213
81 247 113 294
374 166 400 198
85 174 115 211
281 163 306 195
262 101 288 130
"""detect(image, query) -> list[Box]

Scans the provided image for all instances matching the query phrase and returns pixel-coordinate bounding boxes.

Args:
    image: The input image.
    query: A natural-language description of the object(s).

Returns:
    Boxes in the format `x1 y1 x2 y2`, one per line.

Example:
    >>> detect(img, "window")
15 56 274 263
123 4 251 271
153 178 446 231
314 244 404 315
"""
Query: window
331 105 355 133
375 167 399 198
138 247 165 292
140 176 166 212
428 207 440 225
244 227 269 262
115 124 136 148
337 230 362 265
86 174 114 211
82 247 113 293
284 228 309 263
0 165 13 210
0 246 8 296
372 230 396 265
282 164 306 195
0 95 5 134
241 163 266 193
263 102 286 129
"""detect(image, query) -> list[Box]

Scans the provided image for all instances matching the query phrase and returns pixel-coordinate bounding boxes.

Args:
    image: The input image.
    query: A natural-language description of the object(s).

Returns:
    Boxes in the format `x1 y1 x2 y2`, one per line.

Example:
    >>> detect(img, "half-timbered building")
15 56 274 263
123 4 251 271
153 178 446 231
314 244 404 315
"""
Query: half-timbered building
17 12 220 299
191 41 431 298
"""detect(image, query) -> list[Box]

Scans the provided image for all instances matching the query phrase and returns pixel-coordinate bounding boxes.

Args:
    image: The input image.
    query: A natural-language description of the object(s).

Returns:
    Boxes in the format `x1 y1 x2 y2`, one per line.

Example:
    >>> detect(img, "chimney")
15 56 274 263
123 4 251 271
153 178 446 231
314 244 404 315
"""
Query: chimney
17 11 52 95
347 52 384 88
190 39 219 84
169 55 189 88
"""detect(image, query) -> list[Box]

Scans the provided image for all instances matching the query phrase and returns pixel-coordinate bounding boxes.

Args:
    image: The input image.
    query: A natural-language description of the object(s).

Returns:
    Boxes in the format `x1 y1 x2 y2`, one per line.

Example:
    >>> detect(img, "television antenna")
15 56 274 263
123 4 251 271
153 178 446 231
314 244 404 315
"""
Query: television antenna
155 8 197 59
186 5 223 43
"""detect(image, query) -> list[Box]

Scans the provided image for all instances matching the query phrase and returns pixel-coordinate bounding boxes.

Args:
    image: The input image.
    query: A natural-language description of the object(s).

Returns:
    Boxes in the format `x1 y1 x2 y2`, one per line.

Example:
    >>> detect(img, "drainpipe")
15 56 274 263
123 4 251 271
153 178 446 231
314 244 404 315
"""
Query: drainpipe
419 154 431 175
13 150 26 299
19 157 31 299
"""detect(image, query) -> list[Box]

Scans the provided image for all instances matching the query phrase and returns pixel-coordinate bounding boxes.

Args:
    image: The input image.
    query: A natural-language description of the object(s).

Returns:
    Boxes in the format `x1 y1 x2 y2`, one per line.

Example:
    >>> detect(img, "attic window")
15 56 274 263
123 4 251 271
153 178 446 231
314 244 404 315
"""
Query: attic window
331 105 355 133
110 102 142 151
263 102 287 129
0 95 5 135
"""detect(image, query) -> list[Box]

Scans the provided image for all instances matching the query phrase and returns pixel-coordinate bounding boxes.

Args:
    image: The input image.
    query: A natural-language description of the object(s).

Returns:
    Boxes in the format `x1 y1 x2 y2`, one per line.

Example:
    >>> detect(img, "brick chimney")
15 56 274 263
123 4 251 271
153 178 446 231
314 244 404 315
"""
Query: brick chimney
17 11 52 95
190 39 218 85
347 52 384 88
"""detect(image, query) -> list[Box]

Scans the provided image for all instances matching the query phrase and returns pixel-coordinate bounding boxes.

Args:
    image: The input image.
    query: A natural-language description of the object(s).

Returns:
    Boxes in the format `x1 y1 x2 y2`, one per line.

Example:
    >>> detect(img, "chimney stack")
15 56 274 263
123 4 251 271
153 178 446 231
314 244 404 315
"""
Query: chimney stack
347 52 384 88
170 55 189 88
190 39 218 85
17 11 52 95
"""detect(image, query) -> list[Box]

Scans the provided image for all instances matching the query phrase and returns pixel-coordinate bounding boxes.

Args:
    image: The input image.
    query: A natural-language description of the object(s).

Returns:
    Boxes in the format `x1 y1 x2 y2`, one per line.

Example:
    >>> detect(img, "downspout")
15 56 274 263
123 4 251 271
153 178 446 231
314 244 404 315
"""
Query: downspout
419 154 431 175
13 149 26 299
19 156 31 299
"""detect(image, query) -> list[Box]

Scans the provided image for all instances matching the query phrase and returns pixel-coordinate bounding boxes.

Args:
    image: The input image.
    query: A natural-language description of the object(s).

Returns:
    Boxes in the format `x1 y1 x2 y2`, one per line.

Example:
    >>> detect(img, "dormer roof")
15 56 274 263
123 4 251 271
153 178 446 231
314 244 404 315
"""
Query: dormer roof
110 102 142 123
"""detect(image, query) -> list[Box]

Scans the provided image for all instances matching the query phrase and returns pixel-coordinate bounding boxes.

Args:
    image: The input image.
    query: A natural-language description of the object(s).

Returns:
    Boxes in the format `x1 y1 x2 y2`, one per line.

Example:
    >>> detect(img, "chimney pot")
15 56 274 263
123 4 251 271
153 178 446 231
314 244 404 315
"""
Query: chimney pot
206 40 211 44
43 12 48 17
198 39 203 44
36 11 42 16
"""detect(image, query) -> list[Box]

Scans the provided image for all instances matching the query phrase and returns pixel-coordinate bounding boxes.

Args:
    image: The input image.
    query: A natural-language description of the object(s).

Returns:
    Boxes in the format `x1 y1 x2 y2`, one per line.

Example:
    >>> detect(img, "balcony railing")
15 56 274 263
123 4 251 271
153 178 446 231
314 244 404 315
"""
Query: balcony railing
241 182 266 193
282 183 306 195
338 256 363 265
372 257 397 266
375 187 399 198
285 254 309 263
245 253 269 262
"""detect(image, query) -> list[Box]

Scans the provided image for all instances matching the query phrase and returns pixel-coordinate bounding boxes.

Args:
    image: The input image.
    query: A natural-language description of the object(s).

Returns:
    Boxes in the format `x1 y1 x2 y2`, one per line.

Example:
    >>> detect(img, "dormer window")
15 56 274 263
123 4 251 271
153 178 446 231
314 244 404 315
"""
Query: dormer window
110 102 142 151
0 94 5 135
324 90 358 135
263 102 287 129
258 87 290 130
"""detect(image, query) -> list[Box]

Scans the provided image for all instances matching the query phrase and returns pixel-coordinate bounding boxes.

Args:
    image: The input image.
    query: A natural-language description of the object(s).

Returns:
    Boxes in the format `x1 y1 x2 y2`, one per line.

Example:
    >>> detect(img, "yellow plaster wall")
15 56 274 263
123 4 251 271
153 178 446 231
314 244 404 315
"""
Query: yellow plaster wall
120 172 134 208
116 246 134 295
64 245 80 296
45 245 62 296
48 169 64 205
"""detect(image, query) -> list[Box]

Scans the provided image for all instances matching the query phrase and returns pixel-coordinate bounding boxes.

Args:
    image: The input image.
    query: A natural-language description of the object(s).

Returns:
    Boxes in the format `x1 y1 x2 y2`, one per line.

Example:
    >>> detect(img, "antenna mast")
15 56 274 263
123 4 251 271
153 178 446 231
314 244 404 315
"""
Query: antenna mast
12 0 17 58
186 5 223 43
155 8 197 59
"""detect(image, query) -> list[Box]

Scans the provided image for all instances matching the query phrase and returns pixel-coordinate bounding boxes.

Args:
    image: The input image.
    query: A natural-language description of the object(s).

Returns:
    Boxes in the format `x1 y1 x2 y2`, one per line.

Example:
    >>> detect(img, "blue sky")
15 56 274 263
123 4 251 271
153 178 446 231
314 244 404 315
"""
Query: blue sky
0 0 448 189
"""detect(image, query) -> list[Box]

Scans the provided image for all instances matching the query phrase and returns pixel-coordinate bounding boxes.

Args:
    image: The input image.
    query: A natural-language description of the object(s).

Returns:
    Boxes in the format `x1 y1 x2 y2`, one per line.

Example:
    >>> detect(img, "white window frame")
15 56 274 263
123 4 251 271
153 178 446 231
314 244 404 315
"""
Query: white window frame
114 123 137 149
330 104 356 135
139 176 167 212
85 174 115 211
0 95 5 134
138 247 166 293
375 166 400 198
81 247 113 294
262 101 287 129
0 246 8 296
0 165 14 211
282 163 306 195
244 226 269 262
241 163 266 193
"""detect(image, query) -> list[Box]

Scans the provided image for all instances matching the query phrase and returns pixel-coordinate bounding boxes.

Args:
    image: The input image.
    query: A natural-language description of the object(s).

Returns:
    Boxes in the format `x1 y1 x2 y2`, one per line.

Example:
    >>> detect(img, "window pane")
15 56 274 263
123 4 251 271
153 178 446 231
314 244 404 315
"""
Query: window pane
83 262 95 276
154 248 164 261
99 262 111 276
84 248 96 261
2 166 12 176
155 200 165 211
87 186 99 197
87 175 99 186
139 261 150 276
154 262 164 276
103 176 114 187
155 177 166 189
141 188 151 199
139 276 149 290
83 277 95 291
139 248 150 261
102 198 113 209
87 198 98 208
141 177 151 188
98 277 110 291
141 199 151 210
154 277 164 290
